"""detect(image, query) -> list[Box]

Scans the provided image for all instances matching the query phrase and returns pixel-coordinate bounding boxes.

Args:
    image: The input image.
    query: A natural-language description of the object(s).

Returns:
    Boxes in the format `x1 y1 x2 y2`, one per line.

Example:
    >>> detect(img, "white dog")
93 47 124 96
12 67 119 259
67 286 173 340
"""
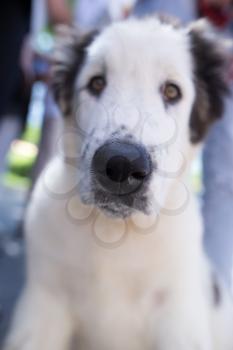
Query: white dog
4 16 233 350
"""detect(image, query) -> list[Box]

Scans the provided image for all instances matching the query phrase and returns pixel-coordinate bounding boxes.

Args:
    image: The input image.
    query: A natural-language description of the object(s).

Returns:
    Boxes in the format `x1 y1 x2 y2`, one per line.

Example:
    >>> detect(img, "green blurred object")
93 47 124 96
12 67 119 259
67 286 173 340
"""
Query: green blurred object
8 141 38 174
3 172 31 190
22 125 41 144
3 126 41 189
3 79 46 189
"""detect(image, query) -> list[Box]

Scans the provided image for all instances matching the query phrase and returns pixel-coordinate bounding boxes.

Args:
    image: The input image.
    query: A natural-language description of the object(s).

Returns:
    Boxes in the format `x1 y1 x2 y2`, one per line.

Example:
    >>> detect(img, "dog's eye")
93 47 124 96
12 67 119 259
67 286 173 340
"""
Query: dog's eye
87 76 106 96
162 82 181 104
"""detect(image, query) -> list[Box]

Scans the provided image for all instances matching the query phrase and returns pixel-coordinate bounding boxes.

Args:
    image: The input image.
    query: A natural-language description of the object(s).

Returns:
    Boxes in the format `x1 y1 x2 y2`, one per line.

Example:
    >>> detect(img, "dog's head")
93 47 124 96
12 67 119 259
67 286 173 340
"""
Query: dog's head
52 17 230 218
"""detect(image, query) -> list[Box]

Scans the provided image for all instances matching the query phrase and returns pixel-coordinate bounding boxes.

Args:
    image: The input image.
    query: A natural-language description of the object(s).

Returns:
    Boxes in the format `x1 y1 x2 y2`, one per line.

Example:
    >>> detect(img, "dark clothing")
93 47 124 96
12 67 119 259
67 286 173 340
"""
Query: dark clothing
0 1 31 118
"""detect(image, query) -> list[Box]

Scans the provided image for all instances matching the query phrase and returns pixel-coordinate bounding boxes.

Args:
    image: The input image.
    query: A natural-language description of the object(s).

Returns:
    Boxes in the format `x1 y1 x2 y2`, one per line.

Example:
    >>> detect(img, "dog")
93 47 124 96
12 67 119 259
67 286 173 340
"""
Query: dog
4 16 233 350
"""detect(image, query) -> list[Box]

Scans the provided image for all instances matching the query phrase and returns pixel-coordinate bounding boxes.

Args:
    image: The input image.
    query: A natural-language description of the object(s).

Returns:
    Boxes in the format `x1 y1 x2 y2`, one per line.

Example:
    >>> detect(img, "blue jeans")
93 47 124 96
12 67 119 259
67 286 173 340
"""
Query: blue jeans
203 93 233 288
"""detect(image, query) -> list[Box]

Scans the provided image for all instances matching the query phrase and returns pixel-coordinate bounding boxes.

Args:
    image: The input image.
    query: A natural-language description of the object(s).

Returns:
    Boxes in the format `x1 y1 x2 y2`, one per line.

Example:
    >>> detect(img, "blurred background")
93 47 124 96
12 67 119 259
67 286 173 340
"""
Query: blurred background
0 0 233 345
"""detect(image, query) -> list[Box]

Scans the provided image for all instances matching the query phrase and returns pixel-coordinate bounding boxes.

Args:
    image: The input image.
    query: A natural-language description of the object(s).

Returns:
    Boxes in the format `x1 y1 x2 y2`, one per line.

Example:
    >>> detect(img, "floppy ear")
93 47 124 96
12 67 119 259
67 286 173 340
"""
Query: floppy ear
51 26 98 117
188 20 231 143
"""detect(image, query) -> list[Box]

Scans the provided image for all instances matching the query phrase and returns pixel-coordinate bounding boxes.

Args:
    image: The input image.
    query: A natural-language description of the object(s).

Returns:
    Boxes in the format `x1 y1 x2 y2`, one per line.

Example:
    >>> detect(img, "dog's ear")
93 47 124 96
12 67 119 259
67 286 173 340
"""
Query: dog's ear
188 19 231 143
51 25 98 117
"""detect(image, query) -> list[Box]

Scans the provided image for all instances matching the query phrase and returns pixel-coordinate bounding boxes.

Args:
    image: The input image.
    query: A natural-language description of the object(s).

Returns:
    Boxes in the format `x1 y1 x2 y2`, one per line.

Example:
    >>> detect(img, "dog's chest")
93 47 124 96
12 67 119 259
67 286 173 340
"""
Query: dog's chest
75 284 148 350
67 247 172 350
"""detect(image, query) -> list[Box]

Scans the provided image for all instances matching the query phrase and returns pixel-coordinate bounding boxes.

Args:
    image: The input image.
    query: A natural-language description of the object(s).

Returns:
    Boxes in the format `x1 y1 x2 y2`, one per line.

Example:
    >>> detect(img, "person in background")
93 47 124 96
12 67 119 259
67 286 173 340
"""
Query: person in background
47 0 71 25
21 0 72 185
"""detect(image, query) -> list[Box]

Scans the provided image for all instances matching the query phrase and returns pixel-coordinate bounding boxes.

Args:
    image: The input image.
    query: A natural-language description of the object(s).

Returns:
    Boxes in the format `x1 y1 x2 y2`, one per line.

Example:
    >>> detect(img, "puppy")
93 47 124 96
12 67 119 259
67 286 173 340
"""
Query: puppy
4 16 233 350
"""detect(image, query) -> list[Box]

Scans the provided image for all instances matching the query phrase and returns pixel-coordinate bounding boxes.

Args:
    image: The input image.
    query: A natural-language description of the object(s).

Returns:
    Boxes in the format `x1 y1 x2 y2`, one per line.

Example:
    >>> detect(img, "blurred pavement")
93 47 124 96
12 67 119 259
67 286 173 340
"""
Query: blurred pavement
0 184 27 346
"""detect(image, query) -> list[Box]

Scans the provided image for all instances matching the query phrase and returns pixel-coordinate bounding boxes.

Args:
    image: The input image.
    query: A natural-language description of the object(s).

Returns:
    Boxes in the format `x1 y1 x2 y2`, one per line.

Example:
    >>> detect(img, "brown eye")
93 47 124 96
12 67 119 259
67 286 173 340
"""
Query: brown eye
162 82 181 104
88 76 106 96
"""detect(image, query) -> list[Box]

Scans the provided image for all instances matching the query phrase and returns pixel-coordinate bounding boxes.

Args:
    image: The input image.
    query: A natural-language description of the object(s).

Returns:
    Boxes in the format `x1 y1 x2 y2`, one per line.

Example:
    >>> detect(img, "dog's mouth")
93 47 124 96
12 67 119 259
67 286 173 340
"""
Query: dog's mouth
93 187 149 218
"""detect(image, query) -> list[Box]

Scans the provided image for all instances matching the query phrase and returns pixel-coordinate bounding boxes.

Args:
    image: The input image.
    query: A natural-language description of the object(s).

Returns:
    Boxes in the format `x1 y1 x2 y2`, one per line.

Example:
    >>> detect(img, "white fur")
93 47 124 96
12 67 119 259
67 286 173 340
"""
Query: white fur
4 18 233 350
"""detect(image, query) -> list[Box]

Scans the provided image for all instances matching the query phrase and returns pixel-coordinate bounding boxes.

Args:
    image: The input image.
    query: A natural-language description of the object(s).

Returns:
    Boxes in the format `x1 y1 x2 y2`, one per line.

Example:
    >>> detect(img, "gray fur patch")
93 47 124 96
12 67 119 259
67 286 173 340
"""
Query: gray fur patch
212 273 222 307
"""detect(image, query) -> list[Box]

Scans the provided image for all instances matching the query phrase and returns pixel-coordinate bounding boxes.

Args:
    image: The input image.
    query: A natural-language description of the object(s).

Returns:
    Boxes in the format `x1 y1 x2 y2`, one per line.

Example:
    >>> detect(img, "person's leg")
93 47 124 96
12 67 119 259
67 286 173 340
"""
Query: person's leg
203 93 233 290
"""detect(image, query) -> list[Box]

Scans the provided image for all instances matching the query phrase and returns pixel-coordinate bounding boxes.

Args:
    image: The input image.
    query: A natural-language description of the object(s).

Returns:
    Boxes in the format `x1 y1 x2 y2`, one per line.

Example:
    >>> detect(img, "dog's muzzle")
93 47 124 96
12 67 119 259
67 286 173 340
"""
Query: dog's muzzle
92 140 152 196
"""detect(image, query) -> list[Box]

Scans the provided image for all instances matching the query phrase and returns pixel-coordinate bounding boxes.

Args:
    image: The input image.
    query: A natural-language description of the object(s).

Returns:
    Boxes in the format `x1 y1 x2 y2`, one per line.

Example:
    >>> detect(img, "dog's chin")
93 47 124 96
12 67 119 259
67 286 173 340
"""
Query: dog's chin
79 189 133 218
80 185 150 218
97 202 134 219
93 188 150 219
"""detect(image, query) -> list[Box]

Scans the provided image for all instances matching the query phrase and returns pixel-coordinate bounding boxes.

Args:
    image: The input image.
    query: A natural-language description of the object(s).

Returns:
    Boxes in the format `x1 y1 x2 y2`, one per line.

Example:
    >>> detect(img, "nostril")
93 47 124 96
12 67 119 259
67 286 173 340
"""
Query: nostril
131 171 148 180
106 156 131 183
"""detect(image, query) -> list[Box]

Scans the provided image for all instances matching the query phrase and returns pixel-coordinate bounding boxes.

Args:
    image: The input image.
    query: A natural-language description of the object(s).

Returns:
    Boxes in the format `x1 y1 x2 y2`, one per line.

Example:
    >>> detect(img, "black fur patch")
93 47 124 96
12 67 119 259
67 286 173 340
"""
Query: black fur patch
51 28 99 116
189 30 229 143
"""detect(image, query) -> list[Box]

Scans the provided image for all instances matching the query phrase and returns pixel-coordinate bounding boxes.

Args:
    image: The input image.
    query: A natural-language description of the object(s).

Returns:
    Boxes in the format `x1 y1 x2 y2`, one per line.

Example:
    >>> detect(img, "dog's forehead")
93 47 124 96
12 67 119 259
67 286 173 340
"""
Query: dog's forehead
85 18 192 75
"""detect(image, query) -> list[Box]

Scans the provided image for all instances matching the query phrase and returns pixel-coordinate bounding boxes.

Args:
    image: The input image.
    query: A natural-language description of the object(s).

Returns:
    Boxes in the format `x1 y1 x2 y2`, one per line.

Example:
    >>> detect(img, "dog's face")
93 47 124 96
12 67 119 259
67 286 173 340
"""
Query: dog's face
53 17 229 218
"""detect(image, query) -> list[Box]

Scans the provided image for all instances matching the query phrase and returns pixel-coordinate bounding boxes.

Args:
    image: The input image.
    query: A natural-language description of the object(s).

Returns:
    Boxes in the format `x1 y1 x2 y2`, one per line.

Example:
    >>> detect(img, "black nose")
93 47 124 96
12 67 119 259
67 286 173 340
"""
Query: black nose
92 141 152 195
